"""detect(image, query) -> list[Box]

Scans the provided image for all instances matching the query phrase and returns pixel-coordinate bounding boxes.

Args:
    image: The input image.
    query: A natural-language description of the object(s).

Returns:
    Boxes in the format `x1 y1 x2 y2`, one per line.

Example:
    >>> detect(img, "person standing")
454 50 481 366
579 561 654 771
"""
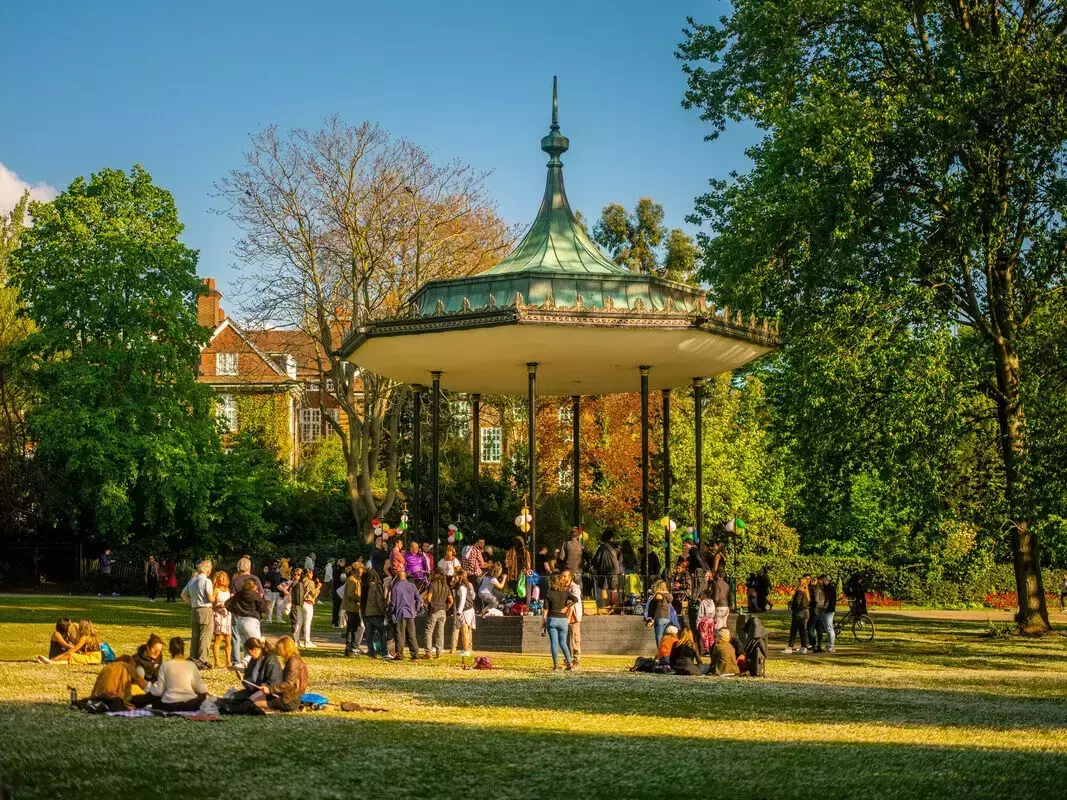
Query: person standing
296 569 319 648
98 548 118 597
784 576 811 654
162 558 179 602
210 571 232 668
505 536 531 593
565 569 583 668
230 557 265 664
424 569 451 659
342 563 363 657
263 560 283 624
144 555 160 601
807 574 827 653
542 572 575 670
180 560 214 668
560 529 585 596
288 568 303 636
463 538 487 581
388 568 423 661
304 552 316 574
590 529 623 610
452 568 476 657
820 575 837 653
331 557 347 628
361 567 388 658
439 544 461 578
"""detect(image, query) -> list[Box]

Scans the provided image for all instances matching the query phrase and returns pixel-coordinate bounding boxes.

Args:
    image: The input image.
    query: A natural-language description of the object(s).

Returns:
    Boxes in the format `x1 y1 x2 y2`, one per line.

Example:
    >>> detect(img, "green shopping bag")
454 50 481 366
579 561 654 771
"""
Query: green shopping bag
516 571 527 598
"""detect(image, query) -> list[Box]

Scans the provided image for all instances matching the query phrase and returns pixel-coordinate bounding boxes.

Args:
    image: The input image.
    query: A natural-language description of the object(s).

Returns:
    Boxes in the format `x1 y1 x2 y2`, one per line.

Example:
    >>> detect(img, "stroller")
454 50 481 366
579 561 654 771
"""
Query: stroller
737 615 768 677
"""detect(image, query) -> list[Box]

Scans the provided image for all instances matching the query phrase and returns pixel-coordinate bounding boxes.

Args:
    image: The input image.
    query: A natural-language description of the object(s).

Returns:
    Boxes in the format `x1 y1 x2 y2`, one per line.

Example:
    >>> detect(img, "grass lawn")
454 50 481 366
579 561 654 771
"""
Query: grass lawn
0 596 1065 799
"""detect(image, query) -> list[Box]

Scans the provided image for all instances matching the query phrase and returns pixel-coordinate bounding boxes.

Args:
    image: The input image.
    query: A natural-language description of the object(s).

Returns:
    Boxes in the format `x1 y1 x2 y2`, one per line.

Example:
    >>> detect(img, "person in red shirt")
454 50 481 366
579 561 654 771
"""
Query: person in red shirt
463 538 487 579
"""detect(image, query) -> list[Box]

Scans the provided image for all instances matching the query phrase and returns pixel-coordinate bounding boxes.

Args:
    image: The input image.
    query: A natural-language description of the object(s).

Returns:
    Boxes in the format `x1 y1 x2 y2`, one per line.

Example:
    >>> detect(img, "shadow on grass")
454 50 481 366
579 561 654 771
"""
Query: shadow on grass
0 702 1064 800
368 673 1067 732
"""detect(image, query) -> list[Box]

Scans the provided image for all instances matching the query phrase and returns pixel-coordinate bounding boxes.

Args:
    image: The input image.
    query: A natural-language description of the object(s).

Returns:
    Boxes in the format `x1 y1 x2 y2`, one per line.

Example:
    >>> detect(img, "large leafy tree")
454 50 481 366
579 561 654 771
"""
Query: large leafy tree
679 1 1067 633
593 198 700 283
10 166 218 543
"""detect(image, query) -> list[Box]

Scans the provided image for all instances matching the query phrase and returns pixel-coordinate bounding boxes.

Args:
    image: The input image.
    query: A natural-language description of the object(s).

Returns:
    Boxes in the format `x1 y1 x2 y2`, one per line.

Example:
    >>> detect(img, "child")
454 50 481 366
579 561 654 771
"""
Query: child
212 571 232 667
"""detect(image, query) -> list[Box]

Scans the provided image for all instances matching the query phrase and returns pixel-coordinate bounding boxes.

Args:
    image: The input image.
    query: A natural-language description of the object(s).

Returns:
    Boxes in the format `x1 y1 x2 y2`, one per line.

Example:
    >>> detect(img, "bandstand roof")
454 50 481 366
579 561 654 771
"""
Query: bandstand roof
337 79 779 395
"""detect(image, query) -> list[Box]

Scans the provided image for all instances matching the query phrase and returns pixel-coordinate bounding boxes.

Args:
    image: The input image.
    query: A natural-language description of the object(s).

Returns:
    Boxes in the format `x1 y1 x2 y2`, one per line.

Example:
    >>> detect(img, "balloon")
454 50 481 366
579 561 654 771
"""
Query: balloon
448 523 457 532
454 531 463 542
514 515 523 527
447 534 455 544
371 518 380 528
401 513 408 523
398 521 408 531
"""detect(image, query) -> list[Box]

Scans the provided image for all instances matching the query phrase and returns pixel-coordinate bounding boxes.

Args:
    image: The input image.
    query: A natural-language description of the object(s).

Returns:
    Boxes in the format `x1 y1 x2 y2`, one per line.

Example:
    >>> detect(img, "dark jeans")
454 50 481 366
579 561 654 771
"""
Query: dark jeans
166 586 177 602
146 578 158 600
808 611 824 649
789 609 809 649
687 605 702 655
396 617 419 659
332 593 342 627
147 694 207 712
364 615 387 657
345 612 361 650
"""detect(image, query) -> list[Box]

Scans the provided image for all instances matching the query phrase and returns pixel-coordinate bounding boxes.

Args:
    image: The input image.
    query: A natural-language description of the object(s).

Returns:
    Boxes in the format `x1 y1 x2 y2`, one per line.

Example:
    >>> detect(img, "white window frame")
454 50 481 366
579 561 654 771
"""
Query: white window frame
480 426 502 464
217 394 238 433
301 407 323 443
216 352 239 376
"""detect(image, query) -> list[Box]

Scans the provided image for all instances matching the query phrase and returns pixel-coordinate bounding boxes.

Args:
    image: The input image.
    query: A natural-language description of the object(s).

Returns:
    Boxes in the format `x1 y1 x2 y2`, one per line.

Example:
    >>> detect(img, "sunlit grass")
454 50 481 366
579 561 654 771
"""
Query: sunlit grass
0 596 1065 799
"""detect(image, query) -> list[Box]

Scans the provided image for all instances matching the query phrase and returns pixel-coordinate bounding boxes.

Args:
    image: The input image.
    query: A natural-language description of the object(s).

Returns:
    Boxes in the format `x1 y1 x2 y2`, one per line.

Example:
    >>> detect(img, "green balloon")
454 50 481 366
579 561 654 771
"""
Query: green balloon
454 531 463 542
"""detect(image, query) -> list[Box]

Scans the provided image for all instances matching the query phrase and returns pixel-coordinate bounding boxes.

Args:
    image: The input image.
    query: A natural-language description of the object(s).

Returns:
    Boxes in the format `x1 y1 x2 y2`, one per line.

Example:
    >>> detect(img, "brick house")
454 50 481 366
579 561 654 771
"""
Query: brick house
196 278 351 466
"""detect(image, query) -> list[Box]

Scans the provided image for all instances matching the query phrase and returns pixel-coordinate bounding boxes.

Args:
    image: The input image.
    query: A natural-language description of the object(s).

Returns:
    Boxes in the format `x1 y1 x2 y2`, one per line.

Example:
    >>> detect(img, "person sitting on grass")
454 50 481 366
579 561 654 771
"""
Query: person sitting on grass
90 655 147 708
37 617 77 664
656 624 680 661
133 634 164 681
668 625 703 675
146 636 209 711
44 619 102 665
218 637 284 715
255 636 307 712
708 628 741 676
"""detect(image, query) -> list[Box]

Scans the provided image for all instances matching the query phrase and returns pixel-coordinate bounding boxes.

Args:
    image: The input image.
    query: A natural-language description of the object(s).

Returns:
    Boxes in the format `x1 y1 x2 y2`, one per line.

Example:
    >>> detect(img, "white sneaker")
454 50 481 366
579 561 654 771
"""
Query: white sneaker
799 647 808 654
782 647 793 654
462 650 472 657
827 647 836 653
306 642 317 648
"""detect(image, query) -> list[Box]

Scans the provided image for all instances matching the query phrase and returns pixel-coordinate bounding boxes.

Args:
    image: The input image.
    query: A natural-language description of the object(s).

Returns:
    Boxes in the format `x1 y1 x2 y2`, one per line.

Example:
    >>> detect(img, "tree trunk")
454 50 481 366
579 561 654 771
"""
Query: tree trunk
993 339 1050 635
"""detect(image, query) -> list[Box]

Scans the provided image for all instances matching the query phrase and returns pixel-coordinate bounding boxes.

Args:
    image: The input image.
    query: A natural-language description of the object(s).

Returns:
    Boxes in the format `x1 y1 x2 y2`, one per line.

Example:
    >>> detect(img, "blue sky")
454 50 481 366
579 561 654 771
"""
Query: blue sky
2 0 757 303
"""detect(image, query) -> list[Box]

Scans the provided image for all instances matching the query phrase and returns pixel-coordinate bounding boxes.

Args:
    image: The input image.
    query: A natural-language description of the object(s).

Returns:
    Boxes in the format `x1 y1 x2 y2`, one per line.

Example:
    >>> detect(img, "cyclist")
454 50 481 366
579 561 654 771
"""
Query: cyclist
844 572 868 615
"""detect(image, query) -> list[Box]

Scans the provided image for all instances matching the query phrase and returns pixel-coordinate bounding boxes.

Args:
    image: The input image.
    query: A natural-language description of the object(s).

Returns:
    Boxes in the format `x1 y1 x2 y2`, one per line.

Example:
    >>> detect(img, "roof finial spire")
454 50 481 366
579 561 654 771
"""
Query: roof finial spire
551 75 559 129
541 76 569 163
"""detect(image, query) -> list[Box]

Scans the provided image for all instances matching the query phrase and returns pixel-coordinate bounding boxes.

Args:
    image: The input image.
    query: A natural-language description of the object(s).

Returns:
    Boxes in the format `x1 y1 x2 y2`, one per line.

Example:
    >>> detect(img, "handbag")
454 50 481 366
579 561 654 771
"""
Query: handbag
516 572 527 599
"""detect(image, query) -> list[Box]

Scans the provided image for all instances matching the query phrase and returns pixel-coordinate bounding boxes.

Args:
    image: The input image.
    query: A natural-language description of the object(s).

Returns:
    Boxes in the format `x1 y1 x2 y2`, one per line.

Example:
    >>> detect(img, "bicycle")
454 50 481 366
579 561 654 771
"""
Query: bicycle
833 598 876 643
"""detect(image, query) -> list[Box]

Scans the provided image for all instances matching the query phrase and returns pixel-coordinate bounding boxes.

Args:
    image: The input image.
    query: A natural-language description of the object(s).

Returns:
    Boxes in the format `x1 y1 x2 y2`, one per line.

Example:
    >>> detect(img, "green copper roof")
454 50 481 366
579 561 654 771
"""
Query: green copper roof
409 78 705 316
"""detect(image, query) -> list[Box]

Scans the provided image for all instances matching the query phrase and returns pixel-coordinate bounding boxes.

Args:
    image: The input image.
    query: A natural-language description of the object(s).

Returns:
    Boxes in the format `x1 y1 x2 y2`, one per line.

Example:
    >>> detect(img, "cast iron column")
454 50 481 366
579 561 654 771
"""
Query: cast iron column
431 372 441 561
571 395 580 529
527 363 538 557
640 366 650 581
412 385 423 540
693 379 704 545
472 393 481 531
662 388 671 572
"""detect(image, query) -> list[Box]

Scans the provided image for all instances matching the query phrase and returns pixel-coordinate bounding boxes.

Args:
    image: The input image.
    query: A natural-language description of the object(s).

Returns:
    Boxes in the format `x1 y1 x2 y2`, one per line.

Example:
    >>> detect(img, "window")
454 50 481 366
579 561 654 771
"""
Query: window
216 352 239 376
217 394 238 432
557 458 573 487
325 378 335 393
480 426 502 463
270 353 298 379
300 407 322 443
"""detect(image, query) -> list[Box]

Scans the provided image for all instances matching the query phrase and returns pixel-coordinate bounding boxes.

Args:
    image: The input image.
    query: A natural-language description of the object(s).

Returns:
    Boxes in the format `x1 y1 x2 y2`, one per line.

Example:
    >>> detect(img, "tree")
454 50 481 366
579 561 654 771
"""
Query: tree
679 2 1067 633
0 191 35 537
593 198 699 282
218 117 513 529
10 166 218 543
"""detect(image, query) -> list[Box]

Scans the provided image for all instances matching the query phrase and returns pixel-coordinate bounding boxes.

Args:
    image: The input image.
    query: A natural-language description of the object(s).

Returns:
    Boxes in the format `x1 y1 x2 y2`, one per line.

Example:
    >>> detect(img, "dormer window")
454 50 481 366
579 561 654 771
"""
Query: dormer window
216 352 239 376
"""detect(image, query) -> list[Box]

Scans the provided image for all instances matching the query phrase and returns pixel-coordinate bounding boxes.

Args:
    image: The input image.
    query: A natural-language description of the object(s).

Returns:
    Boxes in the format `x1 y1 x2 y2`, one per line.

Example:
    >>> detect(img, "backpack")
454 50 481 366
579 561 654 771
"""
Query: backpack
99 643 116 664
473 656 494 670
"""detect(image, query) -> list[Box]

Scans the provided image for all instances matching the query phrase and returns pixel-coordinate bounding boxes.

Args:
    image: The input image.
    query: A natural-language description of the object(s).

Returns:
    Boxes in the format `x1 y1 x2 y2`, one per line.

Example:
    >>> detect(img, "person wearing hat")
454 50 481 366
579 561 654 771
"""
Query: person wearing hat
708 628 741 676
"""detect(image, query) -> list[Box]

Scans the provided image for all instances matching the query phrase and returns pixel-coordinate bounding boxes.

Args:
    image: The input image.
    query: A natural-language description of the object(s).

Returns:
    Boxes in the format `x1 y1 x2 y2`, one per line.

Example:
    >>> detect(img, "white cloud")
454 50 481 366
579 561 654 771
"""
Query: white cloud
0 162 58 218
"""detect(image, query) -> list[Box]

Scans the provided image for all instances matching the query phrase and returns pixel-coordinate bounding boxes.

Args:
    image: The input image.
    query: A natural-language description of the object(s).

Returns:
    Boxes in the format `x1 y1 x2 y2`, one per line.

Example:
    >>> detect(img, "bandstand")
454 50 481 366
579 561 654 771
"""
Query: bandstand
338 78 779 605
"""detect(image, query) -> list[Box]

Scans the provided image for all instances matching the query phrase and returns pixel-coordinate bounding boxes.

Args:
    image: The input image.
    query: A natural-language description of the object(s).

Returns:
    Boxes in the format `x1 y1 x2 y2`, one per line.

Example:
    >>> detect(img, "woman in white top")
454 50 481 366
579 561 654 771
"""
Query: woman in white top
440 545 462 578
477 563 507 610
453 568 477 657
148 637 209 711
211 571 232 667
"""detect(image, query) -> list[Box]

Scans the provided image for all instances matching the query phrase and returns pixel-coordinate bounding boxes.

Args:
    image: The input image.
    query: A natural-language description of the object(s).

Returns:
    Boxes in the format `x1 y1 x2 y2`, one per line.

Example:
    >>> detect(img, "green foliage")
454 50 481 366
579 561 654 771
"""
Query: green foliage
9 166 218 544
593 198 699 283
233 393 291 463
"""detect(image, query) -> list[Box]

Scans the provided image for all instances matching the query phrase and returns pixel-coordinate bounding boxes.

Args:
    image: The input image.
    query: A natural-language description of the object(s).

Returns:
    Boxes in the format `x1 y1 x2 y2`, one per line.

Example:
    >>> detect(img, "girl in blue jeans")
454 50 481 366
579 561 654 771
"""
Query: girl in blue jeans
542 572 575 670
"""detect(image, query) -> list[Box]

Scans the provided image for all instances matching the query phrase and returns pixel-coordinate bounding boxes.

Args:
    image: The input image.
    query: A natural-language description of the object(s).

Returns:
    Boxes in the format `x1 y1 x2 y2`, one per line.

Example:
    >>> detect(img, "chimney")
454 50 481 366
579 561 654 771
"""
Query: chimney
198 277 225 328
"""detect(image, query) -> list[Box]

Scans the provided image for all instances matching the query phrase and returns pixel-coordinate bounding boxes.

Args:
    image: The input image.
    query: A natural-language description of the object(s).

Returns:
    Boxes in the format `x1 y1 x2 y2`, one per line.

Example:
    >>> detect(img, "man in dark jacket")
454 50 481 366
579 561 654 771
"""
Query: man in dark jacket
387 569 423 661
560 529 586 595
807 575 827 652
361 568 388 658
821 575 838 652
591 529 623 610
